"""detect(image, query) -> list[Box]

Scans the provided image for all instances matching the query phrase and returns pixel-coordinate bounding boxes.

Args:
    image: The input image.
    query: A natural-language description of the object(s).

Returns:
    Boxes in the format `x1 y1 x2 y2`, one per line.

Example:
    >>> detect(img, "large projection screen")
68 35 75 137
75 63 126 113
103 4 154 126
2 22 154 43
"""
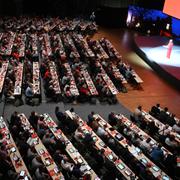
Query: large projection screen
163 0 180 19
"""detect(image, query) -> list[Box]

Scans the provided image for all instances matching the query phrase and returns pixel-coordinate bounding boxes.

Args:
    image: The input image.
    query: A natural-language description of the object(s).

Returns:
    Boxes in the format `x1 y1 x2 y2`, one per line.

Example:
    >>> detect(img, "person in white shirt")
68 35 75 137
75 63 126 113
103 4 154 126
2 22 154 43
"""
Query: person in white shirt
134 105 144 122
96 126 107 138
172 122 180 133
165 135 178 148
159 124 171 136
61 159 74 172
158 124 171 142
31 156 43 170
139 138 152 152
25 85 33 98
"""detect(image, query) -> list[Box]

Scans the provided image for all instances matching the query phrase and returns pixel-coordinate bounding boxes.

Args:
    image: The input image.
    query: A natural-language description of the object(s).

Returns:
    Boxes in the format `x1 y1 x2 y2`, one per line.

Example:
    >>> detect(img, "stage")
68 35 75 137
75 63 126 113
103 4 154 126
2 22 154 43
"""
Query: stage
134 35 180 90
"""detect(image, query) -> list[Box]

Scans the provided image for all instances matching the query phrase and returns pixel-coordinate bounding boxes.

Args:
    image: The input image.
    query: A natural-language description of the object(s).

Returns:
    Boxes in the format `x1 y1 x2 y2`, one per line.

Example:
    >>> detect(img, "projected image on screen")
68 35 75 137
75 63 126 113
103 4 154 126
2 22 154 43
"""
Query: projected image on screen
163 0 180 19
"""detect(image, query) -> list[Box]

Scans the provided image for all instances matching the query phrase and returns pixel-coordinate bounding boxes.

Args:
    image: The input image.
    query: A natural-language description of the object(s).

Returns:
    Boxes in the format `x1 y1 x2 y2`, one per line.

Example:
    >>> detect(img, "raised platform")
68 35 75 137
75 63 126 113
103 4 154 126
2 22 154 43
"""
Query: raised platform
134 35 180 90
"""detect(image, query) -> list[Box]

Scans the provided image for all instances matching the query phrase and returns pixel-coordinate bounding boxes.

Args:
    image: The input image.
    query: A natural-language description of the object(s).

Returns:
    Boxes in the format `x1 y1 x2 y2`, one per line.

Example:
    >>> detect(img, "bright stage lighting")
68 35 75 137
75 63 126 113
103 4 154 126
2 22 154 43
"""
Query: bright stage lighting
142 46 180 67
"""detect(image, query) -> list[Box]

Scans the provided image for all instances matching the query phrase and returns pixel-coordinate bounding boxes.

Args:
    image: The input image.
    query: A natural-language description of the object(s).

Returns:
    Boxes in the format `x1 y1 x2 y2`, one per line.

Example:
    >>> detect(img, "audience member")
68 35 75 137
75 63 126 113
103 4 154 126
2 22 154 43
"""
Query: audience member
172 121 180 133
150 144 164 162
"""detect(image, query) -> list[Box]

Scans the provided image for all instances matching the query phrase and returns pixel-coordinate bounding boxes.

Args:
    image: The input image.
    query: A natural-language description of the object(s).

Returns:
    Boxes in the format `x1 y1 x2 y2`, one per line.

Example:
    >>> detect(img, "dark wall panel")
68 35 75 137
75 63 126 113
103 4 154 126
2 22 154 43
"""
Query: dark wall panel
96 6 128 27
136 0 165 10
99 0 134 8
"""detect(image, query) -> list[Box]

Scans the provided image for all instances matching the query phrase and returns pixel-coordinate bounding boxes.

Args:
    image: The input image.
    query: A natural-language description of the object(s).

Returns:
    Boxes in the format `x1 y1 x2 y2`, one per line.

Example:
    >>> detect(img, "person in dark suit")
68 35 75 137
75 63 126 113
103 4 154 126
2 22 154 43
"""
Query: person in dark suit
159 107 169 123
9 111 21 127
87 111 95 126
29 111 39 129
55 106 66 126
150 104 160 117
148 120 159 135
167 114 176 126
108 112 118 126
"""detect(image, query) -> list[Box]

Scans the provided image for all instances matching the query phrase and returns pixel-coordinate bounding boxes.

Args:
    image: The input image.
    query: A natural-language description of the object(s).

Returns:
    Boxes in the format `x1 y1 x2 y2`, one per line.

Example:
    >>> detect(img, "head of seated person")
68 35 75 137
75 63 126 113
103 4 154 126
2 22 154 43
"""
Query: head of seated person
25 85 33 97
165 134 178 148
46 85 55 97
164 107 168 112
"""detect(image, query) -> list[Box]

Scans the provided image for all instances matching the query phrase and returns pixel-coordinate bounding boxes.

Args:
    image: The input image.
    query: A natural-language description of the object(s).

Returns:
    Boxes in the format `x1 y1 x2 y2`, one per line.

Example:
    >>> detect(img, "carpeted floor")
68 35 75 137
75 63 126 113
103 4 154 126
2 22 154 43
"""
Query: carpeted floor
2 99 132 124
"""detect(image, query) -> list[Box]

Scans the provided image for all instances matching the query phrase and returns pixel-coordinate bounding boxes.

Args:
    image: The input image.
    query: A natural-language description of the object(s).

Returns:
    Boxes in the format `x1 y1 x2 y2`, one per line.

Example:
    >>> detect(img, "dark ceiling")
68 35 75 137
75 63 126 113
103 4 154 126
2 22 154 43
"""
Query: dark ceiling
0 0 166 16
136 0 165 10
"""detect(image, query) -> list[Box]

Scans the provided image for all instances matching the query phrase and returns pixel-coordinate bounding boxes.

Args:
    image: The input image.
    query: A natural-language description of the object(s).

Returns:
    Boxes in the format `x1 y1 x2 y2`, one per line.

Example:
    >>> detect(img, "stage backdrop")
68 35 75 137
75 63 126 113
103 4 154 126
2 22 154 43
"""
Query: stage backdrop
128 5 180 37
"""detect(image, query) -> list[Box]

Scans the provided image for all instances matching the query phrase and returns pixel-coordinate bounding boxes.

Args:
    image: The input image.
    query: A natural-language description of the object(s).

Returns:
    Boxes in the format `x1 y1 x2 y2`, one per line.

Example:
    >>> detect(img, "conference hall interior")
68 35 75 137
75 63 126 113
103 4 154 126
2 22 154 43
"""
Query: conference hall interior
0 0 179 180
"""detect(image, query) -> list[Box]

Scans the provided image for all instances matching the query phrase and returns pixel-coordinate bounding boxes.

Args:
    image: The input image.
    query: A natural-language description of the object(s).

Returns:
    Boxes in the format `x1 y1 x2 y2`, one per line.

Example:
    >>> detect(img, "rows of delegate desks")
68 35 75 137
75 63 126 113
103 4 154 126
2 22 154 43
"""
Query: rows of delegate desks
0 108 178 179
97 62 119 95
29 34 39 56
42 113 99 179
0 61 24 99
65 110 176 180
115 114 173 154
0 30 143 100
72 33 95 58
65 110 138 180
0 117 32 180
48 61 61 95
13 61 41 99
63 63 79 96
18 114 65 180
52 34 66 58
80 65 98 96
93 114 171 179
32 62 41 96
142 111 180 144
99 38 143 84
0 113 101 180
12 33 26 58
13 62 24 97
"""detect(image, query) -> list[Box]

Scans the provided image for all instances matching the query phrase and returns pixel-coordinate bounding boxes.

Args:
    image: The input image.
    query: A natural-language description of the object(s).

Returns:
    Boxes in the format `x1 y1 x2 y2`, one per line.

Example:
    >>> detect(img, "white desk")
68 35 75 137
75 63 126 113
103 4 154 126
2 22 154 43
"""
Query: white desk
0 61 8 94
14 63 23 96
32 62 41 95
0 117 32 179
64 63 79 96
